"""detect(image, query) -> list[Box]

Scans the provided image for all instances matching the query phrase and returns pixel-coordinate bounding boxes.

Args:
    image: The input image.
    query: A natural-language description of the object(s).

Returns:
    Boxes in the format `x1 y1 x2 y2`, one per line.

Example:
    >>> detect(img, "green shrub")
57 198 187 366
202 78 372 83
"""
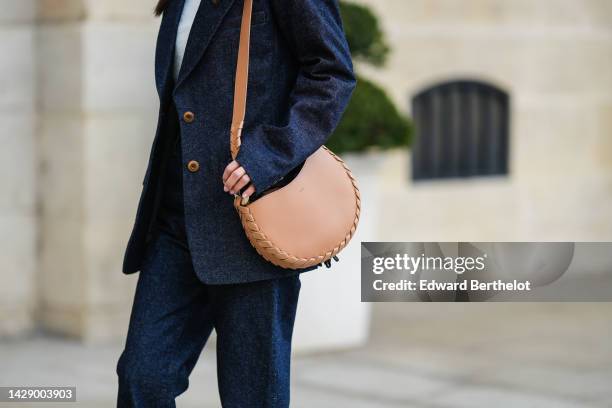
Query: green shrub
327 75 412 154
339 2 389 67
330 2 412 153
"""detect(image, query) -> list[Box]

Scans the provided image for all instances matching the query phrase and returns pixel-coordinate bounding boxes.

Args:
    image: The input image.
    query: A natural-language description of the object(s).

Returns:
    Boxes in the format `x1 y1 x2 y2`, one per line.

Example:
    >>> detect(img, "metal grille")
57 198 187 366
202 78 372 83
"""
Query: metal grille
411 80 510 180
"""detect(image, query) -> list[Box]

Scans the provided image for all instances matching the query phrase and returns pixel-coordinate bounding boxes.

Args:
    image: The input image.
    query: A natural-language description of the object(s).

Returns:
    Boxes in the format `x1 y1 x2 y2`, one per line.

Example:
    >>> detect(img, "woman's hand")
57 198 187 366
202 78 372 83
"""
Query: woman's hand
222 161 256 198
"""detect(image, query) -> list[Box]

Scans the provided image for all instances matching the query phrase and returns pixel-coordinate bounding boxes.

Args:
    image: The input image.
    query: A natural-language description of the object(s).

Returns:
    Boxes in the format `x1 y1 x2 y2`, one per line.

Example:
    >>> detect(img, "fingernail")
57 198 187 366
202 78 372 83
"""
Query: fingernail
224 186 228 192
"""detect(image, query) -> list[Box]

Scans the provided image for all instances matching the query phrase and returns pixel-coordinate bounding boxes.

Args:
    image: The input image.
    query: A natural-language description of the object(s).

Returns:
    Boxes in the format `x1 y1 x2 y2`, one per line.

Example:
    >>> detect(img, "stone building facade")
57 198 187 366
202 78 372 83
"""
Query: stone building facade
2 0 161 340
355 0 612 243
1 0 611 340
0 0 37 337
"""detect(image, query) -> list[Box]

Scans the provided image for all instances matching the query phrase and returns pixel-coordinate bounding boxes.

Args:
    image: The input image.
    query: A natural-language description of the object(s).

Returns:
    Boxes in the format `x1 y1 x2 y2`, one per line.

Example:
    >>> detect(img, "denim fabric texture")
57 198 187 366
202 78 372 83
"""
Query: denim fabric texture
122 0 357 284
116 230 301 407
116 125 301 406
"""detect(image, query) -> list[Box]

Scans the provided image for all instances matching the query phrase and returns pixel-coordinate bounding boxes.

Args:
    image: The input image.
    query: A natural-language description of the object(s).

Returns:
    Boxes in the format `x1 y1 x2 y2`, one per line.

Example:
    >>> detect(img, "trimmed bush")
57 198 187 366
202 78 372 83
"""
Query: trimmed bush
339 2 389 67
327 75 412 154
330 1 412 153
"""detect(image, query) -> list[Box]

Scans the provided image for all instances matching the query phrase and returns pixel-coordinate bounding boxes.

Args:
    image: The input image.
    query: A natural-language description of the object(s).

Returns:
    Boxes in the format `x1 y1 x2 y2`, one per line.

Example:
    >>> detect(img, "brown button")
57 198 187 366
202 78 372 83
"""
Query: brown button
187 160 200 173
211 0 220 6
183 111 195 123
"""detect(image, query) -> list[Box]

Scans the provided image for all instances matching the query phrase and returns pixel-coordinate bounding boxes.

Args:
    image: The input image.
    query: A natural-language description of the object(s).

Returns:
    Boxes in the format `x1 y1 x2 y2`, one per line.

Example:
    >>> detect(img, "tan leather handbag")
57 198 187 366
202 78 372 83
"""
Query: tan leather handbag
230 0 360 269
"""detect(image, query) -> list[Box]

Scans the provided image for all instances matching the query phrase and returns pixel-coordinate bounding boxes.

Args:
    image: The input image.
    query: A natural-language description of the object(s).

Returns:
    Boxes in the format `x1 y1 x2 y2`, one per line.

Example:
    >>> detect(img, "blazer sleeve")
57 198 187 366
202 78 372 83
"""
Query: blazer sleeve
235 0 357 195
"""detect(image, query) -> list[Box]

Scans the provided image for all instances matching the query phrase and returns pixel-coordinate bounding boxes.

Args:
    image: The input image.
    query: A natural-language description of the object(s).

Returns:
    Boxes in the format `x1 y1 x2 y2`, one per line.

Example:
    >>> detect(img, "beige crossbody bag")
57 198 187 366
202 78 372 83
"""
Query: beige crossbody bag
230 0 360 269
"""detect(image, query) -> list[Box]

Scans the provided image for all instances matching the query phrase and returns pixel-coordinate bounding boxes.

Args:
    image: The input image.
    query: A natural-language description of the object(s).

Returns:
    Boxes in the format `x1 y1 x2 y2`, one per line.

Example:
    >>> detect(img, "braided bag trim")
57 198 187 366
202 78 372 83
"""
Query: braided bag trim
235 146 361 269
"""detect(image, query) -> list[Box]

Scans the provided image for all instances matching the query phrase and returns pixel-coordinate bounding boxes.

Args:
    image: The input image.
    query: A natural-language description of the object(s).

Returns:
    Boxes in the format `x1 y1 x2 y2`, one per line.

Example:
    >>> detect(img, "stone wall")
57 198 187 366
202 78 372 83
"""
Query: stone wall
37 1 160 341
354 0 612 242
0 0 37 336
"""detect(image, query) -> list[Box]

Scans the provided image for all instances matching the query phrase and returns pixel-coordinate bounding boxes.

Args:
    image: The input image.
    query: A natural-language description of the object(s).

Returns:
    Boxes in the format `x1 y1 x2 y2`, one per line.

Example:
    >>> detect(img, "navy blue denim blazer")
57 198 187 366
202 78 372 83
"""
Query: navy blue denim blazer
123 0 356 284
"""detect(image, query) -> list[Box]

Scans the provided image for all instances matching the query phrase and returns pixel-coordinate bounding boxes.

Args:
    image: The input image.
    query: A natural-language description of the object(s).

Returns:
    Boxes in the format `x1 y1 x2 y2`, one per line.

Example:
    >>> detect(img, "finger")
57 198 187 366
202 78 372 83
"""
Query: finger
224 167 246 192
230 174 251 195
222 162 241 192
222 161 240 183
241 185 256 198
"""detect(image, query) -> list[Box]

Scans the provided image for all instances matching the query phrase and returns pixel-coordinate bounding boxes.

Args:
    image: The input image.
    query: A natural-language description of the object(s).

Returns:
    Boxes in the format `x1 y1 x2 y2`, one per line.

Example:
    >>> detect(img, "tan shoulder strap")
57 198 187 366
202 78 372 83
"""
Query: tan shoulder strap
230 0 253 160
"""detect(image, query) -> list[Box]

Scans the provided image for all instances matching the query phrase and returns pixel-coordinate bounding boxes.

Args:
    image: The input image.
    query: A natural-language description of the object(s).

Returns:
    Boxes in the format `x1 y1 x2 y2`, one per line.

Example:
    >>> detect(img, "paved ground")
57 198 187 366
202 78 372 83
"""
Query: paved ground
1 303 611 407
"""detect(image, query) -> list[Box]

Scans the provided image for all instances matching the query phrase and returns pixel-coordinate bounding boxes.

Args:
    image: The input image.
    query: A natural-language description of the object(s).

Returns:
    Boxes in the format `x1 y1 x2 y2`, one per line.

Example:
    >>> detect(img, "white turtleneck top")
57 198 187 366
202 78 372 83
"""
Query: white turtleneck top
174 0 202 81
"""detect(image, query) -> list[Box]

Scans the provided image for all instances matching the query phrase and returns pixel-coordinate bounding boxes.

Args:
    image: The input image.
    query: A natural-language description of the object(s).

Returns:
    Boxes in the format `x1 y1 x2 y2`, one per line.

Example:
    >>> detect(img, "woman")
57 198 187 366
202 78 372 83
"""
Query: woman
116 0 355 406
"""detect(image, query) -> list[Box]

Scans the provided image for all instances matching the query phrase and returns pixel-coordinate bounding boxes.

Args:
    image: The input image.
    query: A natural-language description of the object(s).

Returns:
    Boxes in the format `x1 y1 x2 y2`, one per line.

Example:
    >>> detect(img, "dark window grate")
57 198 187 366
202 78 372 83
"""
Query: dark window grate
411 80 510 180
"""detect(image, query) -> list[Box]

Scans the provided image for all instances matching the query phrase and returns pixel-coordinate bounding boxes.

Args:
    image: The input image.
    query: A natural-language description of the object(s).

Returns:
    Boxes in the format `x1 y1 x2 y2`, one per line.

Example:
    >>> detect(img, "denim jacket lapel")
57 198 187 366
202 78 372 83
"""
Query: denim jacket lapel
155 0 186 102
174 0 238 91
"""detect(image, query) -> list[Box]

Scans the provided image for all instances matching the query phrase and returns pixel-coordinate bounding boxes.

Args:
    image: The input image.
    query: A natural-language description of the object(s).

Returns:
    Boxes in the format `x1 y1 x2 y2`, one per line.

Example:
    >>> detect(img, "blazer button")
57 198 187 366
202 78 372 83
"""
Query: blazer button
183 111 195 123
187 160 200 173
211 0 220 6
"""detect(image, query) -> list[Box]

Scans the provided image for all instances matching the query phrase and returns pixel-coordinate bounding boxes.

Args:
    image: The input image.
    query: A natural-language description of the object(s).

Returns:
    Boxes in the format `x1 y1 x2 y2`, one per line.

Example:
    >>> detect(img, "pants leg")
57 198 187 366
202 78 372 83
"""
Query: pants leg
116 230 214 408
116 236 301 408
212 275 302 408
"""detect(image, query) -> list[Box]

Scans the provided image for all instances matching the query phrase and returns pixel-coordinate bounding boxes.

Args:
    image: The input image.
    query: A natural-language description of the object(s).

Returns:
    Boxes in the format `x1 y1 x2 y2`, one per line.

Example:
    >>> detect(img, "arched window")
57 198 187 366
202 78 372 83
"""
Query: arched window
411 80 510 180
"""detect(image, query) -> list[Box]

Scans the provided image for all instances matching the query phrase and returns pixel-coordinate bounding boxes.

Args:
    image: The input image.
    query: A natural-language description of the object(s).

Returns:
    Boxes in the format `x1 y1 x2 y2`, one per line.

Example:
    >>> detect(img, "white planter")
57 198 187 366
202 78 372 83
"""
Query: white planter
292 151 386 353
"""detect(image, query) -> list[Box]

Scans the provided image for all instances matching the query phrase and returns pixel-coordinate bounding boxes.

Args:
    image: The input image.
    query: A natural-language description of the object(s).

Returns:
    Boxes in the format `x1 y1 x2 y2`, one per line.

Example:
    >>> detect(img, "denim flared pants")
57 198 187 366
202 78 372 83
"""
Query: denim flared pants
116 107 301 407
